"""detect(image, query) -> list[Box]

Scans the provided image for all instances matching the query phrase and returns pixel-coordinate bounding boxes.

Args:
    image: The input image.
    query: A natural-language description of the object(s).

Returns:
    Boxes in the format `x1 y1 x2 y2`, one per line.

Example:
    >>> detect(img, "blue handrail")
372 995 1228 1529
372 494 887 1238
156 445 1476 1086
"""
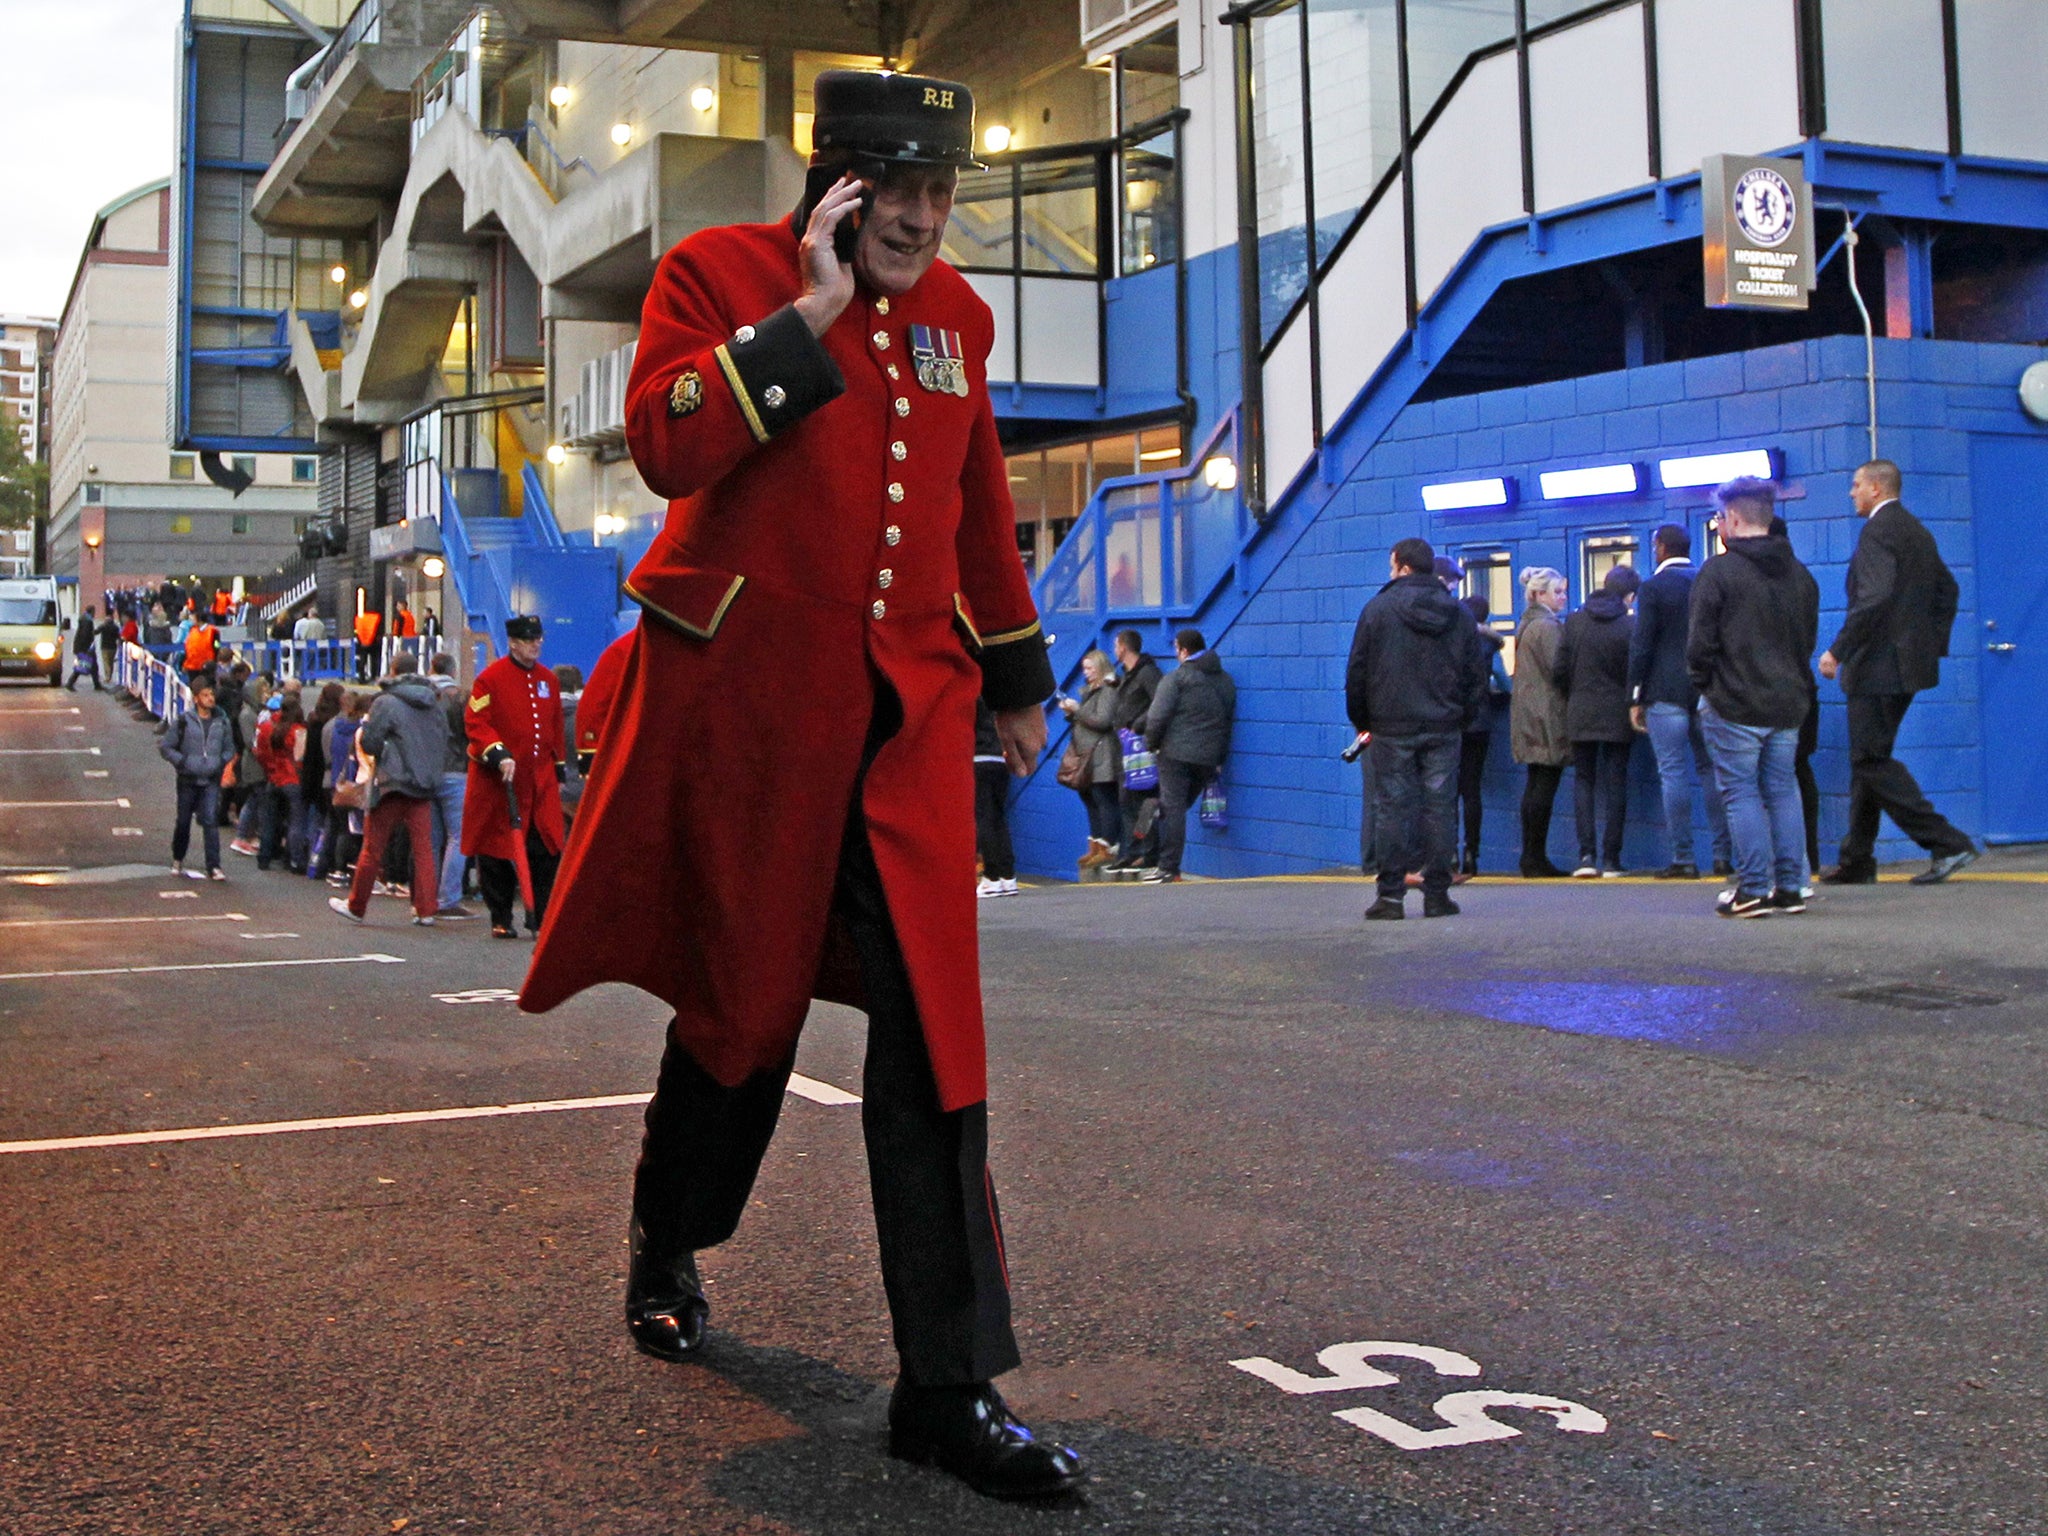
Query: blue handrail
520 461 566 549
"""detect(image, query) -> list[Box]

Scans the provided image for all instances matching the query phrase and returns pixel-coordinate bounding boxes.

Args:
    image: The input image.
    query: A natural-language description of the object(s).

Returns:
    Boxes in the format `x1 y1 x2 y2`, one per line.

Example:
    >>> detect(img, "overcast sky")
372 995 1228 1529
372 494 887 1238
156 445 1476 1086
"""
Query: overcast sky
1 0 180 320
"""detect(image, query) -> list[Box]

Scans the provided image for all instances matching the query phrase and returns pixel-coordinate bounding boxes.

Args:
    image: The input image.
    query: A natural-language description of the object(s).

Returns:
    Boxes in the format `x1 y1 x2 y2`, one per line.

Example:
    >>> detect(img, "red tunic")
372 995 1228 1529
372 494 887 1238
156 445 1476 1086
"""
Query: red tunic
519 218 1051 1113
462 654 566 860
573 633 633 760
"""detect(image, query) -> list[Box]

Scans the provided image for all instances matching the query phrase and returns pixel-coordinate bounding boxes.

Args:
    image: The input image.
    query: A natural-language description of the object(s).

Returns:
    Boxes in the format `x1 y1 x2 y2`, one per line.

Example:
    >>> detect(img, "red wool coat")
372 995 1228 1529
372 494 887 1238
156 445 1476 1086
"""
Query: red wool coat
462 654 566 860
519 217 1052 1112
573 633 633 760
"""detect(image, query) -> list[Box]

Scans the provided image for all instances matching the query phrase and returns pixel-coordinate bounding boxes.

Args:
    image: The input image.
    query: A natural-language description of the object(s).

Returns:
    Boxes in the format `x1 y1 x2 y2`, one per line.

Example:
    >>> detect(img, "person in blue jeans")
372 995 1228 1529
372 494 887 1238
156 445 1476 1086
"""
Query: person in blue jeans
428 657 475 918
1627 524 1731 880
158 678 236 880
1686 479 1820 917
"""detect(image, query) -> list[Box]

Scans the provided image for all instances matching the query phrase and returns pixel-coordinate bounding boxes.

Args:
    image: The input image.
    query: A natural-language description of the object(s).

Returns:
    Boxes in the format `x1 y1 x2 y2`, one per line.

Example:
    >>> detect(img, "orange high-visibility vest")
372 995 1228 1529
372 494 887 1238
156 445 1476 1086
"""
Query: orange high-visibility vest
353 611 382 648
183 623 217 671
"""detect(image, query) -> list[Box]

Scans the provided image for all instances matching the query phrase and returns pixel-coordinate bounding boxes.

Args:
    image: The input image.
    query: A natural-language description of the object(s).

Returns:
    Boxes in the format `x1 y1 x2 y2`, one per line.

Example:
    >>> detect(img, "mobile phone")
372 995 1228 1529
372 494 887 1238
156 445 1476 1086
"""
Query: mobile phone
803 164 874 265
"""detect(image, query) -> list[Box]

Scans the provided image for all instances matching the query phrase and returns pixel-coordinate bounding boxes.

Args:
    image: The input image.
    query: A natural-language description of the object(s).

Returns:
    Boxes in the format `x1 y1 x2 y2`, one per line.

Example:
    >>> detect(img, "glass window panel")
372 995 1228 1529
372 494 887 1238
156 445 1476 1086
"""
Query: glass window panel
1019 158 1099 274
1580 533 1639 597
1121 130 1179 275
1459 548 1514 627
169 454 196 481
943 166 1016 270
1957 0 2048 160
1404 0 1516 124
1251 5 1309 340
1307 0 1401 266
1821 0 1949 152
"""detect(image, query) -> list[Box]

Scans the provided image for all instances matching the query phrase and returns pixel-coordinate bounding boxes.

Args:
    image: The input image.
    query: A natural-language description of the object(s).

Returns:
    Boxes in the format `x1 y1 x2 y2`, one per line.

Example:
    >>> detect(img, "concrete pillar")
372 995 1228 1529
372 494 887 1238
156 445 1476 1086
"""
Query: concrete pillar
761 47 796 148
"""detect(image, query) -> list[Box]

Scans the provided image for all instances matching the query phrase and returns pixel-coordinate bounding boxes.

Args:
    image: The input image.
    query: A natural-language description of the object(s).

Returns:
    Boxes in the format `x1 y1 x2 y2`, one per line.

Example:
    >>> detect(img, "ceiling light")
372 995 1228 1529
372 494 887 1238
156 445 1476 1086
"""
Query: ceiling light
1538 463 1641 500
421 555 446 578
548 84 571 108
1139 447 1179 462
982 124 1012 154
610 121 633 146
328 264 347 284
1202 455 1238 491
1420 477 1513 513
689 86 716 112
347 288 368 309
1656 448 1780 489
545 443 568 465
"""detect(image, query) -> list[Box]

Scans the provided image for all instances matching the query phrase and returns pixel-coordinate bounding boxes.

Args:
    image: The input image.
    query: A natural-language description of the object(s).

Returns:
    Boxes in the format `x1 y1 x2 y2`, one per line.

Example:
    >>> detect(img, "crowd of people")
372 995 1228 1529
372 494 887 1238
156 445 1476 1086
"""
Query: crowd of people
151 615 601 941
1349 459 1976 917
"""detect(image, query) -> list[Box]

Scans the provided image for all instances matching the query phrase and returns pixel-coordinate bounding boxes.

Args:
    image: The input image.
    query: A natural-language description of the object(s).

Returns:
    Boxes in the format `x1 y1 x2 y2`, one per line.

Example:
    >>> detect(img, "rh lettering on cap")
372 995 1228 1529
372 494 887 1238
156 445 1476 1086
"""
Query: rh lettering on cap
922 87 956 109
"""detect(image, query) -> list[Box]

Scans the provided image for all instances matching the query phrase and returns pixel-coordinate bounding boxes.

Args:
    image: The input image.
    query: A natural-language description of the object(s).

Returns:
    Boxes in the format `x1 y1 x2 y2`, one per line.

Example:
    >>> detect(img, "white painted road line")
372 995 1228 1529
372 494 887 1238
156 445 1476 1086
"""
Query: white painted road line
0 1076 862 1155
0 707 82 715
0 747 101 755
0 952 405 982
0 911 250 930
0 798 131 809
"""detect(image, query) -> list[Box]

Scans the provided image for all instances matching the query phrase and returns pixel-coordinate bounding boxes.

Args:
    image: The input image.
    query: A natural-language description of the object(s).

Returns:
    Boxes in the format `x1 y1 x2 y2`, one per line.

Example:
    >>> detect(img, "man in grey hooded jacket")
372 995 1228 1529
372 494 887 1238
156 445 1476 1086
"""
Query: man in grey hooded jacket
331 654 448 926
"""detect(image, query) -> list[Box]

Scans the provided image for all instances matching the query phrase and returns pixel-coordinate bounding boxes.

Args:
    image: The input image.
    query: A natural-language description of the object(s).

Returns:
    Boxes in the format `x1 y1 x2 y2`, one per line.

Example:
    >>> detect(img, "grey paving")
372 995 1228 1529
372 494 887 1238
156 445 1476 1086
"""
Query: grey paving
1 680 2043 1534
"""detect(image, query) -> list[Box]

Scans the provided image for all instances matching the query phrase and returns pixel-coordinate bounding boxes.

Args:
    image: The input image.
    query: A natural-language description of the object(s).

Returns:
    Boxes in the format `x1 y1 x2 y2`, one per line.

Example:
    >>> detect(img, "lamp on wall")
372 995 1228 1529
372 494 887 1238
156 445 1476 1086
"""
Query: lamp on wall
1202 455 1238 491
610 121 634 146
690 86 716 112
83 531 101 550
548 84 572 109
328 264 347 284
421 555 446 579
545 443 568 465
348 288 368 310
982 124 1013 154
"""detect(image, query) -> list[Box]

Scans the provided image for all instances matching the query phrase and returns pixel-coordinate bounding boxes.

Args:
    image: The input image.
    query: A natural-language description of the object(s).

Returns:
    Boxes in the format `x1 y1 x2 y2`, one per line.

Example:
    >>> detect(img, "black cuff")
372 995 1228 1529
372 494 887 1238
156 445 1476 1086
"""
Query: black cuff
576 751 595 775
554 761 567 784
979 632 1056 713
714 305 845 444
481 744 510 769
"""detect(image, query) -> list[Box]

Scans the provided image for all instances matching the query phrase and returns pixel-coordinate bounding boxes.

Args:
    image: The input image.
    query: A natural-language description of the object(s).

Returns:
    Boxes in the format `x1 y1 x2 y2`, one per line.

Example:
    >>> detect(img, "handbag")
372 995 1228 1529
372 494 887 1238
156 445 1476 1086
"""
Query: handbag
1198 770 1229 831
331 773 366 811
1118 728 1157 791
1054 742 1089 790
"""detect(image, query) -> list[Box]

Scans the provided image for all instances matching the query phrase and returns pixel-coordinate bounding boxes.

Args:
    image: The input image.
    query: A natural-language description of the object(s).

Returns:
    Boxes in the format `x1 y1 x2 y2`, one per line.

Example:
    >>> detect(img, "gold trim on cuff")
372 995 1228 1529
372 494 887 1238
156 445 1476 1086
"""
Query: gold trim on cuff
979 618 1043 648
713 344 771 445
626 575 746 640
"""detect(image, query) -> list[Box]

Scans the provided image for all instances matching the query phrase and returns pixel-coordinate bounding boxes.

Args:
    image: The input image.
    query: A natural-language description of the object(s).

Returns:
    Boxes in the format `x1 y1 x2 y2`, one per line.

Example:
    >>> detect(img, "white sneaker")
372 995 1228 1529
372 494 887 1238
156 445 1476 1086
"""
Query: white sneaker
1572 865 1599 879
328 895 364 924
170 861 185 877
411 914 435 926
997 878 1019 896
1600 868 1624 879
976 877 1002 899
207 868 227 882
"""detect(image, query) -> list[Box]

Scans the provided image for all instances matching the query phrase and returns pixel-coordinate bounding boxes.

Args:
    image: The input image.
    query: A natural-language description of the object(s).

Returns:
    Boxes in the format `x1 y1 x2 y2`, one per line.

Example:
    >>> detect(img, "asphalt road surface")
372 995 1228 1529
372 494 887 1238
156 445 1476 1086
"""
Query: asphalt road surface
2 679 2044 1535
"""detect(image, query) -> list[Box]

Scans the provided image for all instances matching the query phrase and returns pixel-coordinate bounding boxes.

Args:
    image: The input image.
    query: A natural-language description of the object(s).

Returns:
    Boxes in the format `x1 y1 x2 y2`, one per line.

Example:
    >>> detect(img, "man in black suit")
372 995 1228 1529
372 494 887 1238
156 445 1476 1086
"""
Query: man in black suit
1817 460 1976 885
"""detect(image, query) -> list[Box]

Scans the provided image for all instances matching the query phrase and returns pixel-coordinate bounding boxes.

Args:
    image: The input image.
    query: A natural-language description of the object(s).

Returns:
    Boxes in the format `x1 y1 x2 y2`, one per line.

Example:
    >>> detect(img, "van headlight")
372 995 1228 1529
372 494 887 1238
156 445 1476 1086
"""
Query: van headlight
32 641 57 660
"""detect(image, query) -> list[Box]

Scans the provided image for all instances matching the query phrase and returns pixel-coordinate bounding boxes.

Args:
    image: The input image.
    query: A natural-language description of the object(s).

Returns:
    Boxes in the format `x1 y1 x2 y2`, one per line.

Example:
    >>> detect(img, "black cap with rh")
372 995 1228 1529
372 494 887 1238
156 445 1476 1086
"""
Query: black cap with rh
505 614 544 641
810 69 983 170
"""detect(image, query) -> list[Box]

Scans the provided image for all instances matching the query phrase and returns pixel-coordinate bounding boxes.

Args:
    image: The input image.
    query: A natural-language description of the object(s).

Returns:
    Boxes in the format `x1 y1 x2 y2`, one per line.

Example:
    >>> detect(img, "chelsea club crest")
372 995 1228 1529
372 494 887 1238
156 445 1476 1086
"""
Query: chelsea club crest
1733 167 1796 249
910 325 970 397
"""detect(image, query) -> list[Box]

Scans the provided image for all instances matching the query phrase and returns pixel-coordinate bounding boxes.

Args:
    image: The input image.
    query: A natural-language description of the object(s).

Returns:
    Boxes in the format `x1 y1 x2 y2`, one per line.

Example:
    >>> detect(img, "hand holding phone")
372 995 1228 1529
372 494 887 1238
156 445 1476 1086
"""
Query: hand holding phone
794 170 871 337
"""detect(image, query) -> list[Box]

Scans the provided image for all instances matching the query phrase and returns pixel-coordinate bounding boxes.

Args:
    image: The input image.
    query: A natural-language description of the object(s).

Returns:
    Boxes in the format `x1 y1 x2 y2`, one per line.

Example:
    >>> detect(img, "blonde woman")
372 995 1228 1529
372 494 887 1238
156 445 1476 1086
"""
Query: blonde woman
1510 567 1571 877
1057 648 1123 869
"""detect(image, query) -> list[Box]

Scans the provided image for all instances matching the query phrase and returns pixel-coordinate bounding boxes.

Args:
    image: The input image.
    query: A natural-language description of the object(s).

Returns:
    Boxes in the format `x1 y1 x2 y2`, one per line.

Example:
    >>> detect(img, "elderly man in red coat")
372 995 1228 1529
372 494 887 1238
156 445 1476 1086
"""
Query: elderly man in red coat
518 72 1078 1500
463 614 566 938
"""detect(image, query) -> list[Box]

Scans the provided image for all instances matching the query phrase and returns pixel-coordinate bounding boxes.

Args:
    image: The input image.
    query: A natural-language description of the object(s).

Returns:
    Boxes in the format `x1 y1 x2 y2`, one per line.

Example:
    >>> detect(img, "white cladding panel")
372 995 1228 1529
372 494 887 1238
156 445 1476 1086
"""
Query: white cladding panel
1410 51 1523 305
1020 279 1101 387
1820 0 1948 153
1313 183 1409 439
1260 312 1318 501
1656 0 1802 176
1957 0 2048 160
965 273 1017 384
1530 8 1650 213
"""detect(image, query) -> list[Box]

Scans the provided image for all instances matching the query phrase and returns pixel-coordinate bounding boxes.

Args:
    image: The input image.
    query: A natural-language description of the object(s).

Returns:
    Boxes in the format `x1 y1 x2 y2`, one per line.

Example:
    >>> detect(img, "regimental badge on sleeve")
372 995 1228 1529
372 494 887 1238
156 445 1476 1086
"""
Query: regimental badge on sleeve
669 369 704 417
909 325 970 398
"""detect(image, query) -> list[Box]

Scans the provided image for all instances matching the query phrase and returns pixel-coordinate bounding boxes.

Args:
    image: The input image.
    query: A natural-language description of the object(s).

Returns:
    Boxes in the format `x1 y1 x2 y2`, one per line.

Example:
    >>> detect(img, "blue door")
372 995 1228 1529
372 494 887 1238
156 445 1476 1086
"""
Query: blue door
1969 434 2048 843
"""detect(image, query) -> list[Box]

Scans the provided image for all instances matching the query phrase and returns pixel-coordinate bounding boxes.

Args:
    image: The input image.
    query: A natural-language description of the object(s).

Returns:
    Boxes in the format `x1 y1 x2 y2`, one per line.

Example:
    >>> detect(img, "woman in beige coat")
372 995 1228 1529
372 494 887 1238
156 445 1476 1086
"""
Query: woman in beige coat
1511 567 1571 877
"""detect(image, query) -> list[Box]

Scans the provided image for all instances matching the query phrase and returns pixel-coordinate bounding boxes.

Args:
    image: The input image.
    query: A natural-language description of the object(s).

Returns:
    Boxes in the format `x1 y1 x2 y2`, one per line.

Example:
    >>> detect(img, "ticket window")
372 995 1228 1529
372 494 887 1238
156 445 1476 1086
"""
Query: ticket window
1458 549 1515 631
1579 533 1641 601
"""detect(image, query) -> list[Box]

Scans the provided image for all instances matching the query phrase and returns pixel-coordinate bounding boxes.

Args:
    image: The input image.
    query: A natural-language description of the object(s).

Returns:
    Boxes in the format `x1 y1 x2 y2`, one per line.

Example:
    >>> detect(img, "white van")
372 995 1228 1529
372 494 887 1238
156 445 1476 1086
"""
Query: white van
0 576 64 686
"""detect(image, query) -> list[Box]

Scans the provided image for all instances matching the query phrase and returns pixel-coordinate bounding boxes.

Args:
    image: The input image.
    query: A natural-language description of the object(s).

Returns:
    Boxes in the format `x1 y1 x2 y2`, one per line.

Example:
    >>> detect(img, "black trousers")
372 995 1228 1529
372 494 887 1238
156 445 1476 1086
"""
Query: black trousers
1520 762 1564 873
1456 730 1490 861
633 697 1020 1386
1119 783 1160 866
1155 756 1214 877
1371 731 1460 899
973 761 1015 881
478 830 561 930
1572 740 1630 869
1840 691 1970 865
1795 693 1820 874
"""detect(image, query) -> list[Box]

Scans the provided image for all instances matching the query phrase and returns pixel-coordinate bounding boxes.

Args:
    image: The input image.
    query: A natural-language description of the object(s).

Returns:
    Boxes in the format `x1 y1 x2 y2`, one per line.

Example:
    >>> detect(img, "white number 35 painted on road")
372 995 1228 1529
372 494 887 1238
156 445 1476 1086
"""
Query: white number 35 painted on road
1229 1340 1608 1451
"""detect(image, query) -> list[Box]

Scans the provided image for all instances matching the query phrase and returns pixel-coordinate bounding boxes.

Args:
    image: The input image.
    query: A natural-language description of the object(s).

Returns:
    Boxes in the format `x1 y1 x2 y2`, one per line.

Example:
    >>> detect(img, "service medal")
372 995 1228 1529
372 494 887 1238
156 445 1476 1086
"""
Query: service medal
910 325 970 397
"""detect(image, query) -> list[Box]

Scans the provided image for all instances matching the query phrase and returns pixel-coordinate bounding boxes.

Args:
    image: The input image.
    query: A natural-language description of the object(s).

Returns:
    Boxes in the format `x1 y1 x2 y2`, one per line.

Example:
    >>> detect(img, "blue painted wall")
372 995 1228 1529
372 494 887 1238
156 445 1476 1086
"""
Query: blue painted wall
1009 334 2048 878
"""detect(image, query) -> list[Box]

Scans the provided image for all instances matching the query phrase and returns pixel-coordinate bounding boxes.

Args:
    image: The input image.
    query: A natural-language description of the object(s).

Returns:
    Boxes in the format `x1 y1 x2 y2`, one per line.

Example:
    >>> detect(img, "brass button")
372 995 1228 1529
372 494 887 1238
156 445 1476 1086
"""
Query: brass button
878 569 894 589
763 385 786 408
871 600 887 620
884 525 902 546
875 296 891 315
894 397 910 417
735 324 756 343
887 364 900 380
873 331 891 350
890 441 907 461
887 483 905 503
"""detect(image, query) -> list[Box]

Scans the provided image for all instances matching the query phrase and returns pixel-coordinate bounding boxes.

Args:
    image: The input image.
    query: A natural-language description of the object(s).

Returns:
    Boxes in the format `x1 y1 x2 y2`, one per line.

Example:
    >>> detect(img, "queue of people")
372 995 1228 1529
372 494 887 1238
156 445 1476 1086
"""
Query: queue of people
1347 460 1975 919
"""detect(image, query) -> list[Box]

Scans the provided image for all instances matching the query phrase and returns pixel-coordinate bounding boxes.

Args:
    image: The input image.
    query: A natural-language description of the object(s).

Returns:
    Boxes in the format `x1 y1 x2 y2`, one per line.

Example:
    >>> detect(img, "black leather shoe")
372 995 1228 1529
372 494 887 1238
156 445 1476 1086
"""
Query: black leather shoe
1910 845 1977 885
1519 861 1567 879
1711 860 1734 880
625 1220 708 1362
1818 863 1877 885
1654 863 1700 880
887 1380 1084 1502
1422 893 1461 918
1363 896 1405 921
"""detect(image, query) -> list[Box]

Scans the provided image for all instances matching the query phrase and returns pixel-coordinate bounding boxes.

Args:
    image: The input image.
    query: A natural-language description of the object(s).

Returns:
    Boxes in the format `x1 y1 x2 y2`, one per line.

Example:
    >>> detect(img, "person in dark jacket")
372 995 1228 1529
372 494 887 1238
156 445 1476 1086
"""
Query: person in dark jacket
159 679 236 879
1057 649 1122 869
973 700 1017 897
330 663 449 926
1688 478 1821 917
1107 629 1163 872
1817 460 1976 885
1556 564 1639 876
1628 525 1730 879
1141 626 1236 883
1454 594 1509 876
1346 538 1487 919
67 606 101 690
